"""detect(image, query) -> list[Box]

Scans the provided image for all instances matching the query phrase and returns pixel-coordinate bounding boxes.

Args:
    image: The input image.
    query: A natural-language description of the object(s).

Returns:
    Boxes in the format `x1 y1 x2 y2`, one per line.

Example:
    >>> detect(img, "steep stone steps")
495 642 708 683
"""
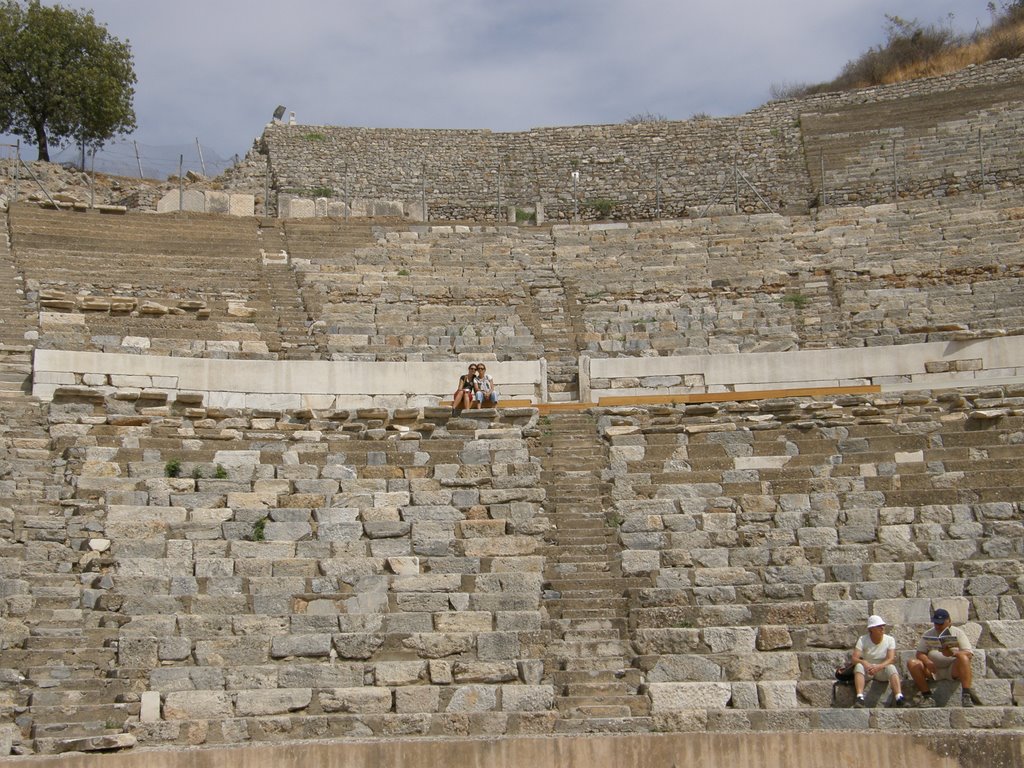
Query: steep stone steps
532 411 651 720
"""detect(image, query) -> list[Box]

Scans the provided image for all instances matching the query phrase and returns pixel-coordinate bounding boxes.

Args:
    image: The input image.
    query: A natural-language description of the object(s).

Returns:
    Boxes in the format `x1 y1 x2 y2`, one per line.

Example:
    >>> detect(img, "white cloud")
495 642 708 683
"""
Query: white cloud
5 0 991 166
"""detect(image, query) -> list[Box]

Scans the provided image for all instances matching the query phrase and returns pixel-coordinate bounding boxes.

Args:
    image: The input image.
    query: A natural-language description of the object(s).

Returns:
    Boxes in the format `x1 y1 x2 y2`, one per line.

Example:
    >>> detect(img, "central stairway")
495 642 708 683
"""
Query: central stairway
532 411 652 731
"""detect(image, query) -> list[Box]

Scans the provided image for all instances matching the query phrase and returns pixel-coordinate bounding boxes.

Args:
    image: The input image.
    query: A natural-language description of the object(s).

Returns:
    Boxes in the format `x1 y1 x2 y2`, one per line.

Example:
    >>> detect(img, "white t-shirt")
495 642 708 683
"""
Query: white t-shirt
855 632 895 664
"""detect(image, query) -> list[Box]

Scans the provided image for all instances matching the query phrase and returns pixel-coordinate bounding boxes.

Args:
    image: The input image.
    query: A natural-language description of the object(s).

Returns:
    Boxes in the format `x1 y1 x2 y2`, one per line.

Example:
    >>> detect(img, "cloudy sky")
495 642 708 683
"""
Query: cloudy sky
5 0 994 175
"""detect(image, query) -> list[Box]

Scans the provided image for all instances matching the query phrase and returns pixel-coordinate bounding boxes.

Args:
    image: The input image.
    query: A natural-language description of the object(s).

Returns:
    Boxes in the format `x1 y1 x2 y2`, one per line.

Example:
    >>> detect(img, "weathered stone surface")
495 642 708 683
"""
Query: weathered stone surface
649 682 731 711
446 684 497 713
164 691 233 720
235 688 312 716
319 687 393 714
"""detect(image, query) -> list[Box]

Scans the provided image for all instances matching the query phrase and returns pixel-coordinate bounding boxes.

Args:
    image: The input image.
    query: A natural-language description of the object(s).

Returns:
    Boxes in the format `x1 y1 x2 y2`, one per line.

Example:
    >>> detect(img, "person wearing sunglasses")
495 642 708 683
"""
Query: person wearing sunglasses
472 363 498 408
452 364 477 411
907 608 981 708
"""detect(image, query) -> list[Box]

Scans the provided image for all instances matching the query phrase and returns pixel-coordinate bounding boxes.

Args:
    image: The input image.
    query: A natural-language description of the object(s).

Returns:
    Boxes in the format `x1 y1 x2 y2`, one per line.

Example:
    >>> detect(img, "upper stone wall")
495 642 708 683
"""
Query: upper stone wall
260 57 1024 221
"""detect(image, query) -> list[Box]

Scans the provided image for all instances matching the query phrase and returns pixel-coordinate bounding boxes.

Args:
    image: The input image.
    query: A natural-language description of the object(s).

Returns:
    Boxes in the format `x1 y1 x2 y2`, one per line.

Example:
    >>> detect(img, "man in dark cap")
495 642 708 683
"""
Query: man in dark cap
907 608 981 708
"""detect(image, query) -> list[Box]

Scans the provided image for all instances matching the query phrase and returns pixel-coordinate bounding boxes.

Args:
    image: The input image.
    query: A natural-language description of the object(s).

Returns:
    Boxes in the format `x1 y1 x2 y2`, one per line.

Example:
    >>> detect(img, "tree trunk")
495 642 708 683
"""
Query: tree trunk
34 123 49 161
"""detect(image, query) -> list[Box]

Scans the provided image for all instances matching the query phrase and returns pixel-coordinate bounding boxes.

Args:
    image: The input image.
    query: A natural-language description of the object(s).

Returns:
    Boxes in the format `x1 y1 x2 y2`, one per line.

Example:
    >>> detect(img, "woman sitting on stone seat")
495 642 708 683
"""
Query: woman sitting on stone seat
851 615 905 708
452 364 478 410
473 363 498 408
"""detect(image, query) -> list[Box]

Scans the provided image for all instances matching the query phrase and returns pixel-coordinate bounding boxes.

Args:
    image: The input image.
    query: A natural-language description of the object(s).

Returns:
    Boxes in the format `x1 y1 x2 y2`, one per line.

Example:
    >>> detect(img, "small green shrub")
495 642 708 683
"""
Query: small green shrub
307 186 333 198
782 293 811 310
164 459 181 478
301 132 326 142
587 198 616 219
397 268 410 276
252 516 267 542
214 464 228 479
515 208 537 224
191 467 202 480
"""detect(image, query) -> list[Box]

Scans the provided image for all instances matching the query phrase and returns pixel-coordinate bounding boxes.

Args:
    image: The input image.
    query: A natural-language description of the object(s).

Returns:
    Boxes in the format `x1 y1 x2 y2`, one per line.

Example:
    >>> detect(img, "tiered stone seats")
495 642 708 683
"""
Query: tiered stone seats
0 394 138 751
555 192 1024 358
286 220 546 362
600 388 1024 730
8 205 288 359
12 388 552 750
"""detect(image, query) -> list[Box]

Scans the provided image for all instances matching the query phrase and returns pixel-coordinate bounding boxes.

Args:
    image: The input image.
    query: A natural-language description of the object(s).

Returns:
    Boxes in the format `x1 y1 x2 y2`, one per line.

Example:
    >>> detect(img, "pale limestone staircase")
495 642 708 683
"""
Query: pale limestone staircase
281 218 378 356
519 267 584 402
533 411 651 731
0 214 32 350
0 392 136 755
255 219 321 359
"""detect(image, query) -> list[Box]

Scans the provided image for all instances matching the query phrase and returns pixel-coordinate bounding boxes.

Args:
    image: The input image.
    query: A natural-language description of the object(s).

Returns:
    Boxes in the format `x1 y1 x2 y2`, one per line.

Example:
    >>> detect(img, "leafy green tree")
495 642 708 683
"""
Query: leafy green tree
0 1 136 161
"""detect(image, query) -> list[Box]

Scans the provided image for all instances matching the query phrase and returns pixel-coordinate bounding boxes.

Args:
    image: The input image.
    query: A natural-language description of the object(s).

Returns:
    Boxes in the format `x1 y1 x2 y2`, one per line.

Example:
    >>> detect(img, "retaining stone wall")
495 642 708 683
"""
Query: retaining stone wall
260 59 1024 221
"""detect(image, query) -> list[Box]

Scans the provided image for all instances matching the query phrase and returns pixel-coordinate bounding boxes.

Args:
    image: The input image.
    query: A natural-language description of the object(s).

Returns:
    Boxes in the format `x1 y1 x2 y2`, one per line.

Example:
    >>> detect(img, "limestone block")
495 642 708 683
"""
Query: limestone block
501 685 554 712
157 190 181 213
721 653 801 682
271 634 331 658
234 688 312 716
757 681 798 709
263 522 313 541
434 612 493 633
703 627 756 654
987 649 1024 677
392 574 462 592
373 661 428 686
452 661 518 683
870 597 938 625
229 193 255 216
402 633 474 658
163 691 233 720
622 549 660 575
40 312 86 329
730 682 759 710
987 621 1024 648
634 628 704 655
395 686 439 714
462 536 538 557
140 691 162 723
649 682 731 711
48 734 138 754
446 684 497 713
182 189 205 212
283 198 315 219
205 191 230 214
647 655 723 683
477 632 520 660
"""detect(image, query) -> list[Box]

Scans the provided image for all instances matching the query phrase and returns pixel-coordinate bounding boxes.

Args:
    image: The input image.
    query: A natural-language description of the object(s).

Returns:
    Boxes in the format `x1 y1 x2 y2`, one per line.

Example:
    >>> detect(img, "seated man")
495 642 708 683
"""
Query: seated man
851 614 905 707
907 608 981 708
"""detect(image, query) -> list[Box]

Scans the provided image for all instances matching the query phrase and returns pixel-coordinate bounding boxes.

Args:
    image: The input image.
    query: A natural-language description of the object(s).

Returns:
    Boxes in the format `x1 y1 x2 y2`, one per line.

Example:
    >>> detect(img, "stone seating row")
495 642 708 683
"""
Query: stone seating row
3 394 561 751
594 393 1023 714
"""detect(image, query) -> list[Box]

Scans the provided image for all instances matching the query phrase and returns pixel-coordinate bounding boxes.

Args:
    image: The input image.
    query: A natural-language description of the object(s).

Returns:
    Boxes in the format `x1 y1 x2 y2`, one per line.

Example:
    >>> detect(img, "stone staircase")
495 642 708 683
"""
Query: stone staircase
255 219 321 359
0 213 32 348
533 411 651 730
7 204 282 359
0 393 140 754
519 267 583 402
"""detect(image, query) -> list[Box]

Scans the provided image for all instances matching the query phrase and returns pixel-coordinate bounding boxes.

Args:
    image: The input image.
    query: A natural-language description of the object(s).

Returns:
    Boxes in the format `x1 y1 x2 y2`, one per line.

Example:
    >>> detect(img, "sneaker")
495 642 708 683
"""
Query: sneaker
962 689 980 708
852 694 866 709
916 693 936 708
893 694 906 708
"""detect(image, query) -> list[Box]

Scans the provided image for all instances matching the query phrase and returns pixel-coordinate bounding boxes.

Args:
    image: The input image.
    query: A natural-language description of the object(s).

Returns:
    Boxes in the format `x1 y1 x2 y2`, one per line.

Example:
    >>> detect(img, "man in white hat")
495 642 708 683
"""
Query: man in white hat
851 614 905 708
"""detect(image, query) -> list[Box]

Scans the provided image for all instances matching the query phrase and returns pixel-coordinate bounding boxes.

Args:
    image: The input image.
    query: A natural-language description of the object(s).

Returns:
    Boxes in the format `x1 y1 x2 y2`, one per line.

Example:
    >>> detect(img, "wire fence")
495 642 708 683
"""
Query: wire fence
46 138 240 180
